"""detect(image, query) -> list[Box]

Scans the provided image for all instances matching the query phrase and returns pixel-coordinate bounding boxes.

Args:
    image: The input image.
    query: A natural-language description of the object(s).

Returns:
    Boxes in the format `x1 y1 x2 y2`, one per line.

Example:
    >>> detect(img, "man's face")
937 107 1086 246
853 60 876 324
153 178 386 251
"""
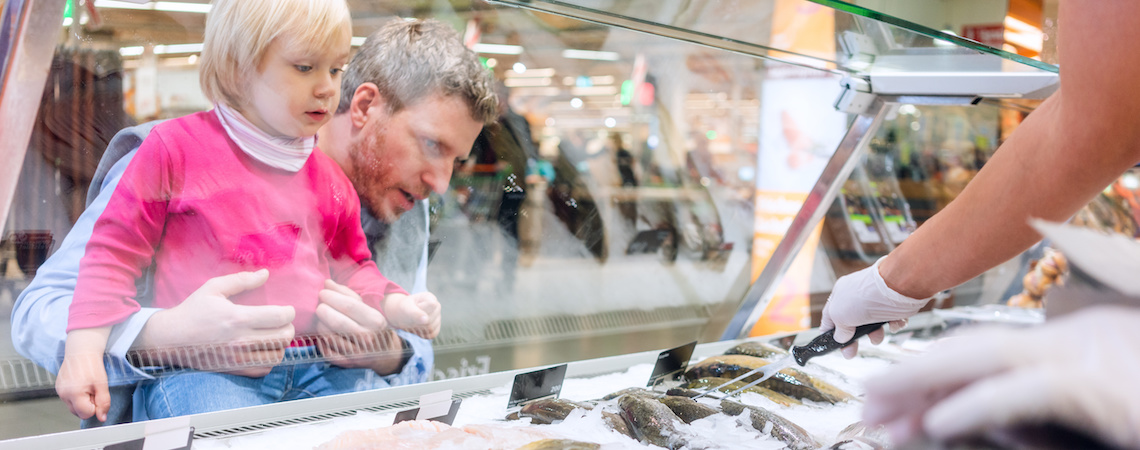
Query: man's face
346 94 483 223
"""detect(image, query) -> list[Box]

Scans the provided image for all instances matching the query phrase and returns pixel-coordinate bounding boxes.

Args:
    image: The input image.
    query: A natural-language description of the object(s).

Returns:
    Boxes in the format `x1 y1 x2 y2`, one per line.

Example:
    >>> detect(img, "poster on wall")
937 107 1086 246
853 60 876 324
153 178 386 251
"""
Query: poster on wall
750 0 847 335
751 74 848 335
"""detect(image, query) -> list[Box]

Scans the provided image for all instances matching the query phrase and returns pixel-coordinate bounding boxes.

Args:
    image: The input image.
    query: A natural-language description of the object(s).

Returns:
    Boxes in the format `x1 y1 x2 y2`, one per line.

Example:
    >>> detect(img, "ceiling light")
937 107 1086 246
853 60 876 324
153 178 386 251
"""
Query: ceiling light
507 68 554 78
351 37 366 46
562 49 619 61
590 75 614 85
154 2 211 13
160 43 203 53
118 43 203 57
512 62 526 73
1003 16 1039 34
94 1 211 13
474 43 523 55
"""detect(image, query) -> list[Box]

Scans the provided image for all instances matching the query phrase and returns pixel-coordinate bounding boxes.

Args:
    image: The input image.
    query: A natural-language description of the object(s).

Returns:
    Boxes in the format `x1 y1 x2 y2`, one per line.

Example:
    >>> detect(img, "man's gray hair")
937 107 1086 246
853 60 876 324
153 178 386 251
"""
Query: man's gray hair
337 18 498 125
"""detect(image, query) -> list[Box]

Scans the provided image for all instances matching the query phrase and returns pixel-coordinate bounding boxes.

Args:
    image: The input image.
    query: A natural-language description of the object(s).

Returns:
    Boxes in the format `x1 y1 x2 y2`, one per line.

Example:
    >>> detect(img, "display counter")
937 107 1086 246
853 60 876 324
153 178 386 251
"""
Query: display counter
0 324 945 449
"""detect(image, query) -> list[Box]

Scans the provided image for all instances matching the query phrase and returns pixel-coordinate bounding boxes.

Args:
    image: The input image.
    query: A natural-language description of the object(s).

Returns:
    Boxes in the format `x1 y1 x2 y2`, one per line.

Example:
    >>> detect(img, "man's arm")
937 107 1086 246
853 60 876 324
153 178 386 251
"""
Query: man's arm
880 2 1140 298
11 150 160 385
392 199 433 383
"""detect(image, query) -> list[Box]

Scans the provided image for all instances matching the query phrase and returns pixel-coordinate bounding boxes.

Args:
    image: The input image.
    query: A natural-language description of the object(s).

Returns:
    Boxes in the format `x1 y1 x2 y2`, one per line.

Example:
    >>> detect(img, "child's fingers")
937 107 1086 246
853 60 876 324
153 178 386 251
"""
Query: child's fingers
67 392 96 420
56 379 93 419
412 292 440 315
95 383 111 423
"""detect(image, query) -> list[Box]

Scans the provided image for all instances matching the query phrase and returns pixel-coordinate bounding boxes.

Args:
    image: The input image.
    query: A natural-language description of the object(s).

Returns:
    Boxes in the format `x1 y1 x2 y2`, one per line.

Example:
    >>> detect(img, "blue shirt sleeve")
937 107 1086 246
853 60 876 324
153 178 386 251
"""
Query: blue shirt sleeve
378 198 434 383
383 330 433 386
10 149 160 386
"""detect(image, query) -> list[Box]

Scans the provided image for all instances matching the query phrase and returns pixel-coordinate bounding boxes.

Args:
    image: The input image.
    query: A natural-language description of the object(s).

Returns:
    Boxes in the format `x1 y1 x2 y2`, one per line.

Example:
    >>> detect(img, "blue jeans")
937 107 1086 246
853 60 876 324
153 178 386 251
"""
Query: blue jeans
138 347 391 419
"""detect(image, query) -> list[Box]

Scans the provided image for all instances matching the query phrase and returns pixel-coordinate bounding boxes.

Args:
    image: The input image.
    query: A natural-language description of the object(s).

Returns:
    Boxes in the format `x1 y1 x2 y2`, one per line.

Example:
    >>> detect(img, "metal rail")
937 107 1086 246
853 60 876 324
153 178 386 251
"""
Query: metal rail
722 101 889 340
486 0 849 76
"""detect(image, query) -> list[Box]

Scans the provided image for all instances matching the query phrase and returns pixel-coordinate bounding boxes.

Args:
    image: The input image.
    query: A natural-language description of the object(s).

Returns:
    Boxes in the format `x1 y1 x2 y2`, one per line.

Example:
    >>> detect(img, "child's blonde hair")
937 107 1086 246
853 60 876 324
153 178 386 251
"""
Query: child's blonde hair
200 0 351 109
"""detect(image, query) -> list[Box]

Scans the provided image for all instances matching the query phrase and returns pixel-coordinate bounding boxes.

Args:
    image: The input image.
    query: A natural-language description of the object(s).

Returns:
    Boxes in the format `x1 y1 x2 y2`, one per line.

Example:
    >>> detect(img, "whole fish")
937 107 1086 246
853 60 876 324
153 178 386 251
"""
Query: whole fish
724 341 789 359
601 387 664 401
681 377 802 406
663 387 703 398
686 355 845 404
600 410 635 439
519 398 595 424
721 399 820 450
619 394 707 450
657 395 718 424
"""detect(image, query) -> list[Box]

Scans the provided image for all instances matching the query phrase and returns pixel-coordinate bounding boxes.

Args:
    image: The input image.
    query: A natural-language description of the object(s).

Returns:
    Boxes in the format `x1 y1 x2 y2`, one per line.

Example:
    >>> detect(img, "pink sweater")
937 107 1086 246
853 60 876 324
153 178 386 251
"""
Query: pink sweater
69 112 406 333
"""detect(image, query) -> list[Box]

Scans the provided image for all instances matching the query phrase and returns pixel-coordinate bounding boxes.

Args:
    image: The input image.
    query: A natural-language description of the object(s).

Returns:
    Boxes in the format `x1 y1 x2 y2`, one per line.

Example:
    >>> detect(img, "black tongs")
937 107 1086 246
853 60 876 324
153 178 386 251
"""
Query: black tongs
693 322 886 399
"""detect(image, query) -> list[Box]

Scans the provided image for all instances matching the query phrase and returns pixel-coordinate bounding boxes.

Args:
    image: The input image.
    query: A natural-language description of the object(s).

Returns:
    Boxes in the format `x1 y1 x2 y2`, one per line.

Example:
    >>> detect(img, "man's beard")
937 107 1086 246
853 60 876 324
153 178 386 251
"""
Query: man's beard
346 130 399 223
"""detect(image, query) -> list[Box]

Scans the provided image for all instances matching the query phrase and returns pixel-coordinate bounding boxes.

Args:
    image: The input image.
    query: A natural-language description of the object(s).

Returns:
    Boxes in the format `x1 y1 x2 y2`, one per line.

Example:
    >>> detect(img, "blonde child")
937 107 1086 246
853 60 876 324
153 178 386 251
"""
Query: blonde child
56 0 440 421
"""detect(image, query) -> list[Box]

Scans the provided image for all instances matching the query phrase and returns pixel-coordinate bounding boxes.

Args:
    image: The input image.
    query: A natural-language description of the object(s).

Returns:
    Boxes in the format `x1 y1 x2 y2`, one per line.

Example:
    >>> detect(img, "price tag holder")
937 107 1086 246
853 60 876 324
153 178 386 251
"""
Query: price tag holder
507 364 568 411
646 340 697 387
105 417 194 450
393 390 462 426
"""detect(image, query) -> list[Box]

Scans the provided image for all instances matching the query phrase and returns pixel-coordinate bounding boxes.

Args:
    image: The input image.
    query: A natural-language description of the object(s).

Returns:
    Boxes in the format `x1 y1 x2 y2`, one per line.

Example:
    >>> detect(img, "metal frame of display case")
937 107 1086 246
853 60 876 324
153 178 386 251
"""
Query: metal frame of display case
0 0 1059 446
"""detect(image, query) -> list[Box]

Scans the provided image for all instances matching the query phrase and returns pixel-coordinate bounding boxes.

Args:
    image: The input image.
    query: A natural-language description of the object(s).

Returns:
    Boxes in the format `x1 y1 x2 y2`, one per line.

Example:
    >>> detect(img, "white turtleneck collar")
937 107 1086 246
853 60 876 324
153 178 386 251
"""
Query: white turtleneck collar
214 103 314 172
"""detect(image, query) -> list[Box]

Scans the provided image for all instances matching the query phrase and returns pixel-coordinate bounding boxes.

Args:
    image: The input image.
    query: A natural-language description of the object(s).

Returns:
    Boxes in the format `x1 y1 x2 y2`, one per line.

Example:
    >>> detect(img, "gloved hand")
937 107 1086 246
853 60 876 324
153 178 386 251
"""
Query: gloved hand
820 256 929 358
863 305 1140 449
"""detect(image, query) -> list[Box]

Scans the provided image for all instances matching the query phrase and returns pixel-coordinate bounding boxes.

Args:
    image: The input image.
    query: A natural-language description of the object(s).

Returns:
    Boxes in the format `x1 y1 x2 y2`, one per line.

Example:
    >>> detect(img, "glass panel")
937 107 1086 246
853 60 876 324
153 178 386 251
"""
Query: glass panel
813 99 1048 324
488 0 1058 75
0 0 1073 442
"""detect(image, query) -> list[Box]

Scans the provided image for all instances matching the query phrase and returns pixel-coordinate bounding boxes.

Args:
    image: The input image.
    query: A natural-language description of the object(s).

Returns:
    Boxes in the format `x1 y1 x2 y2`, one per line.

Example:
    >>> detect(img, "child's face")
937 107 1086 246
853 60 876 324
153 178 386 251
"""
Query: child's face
241 34 351 138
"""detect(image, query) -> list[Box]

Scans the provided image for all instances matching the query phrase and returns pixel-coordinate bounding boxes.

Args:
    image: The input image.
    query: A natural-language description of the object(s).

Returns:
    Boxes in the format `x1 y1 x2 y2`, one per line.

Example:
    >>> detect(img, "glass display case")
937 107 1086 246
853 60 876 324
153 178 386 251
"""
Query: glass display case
0 0 1066 446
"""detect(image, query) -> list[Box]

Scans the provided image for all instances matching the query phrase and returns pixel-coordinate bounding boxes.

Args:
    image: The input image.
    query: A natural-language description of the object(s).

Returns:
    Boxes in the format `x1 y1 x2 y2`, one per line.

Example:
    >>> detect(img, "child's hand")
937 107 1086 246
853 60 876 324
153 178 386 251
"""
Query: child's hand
56 351 110 422
383 292 441 339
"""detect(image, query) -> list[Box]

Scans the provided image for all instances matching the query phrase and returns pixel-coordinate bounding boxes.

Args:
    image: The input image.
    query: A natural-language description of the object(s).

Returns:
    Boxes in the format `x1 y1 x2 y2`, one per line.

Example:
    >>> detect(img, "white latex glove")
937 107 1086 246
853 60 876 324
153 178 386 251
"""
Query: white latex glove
863 305 1140 449
820 257 929 358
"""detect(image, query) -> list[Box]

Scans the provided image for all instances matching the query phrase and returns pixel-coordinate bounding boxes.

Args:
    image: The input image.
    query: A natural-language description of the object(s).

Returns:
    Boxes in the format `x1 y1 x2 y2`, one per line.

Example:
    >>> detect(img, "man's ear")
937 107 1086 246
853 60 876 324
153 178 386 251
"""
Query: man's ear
349 82 387 129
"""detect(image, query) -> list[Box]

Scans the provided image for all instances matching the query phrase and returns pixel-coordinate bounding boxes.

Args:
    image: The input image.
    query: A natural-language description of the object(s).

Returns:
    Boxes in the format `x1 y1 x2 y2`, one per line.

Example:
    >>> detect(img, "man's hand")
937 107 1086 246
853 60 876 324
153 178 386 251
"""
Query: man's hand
820 257 927 358
864 305 1140 449
314 280 408 375
134 269 296 377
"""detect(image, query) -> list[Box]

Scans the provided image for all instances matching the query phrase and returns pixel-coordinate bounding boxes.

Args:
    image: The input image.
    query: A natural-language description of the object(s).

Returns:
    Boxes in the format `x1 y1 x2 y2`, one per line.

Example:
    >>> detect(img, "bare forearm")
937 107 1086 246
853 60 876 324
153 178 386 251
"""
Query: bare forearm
128 309 188 367
879 2 1140 298
366 330 407 376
